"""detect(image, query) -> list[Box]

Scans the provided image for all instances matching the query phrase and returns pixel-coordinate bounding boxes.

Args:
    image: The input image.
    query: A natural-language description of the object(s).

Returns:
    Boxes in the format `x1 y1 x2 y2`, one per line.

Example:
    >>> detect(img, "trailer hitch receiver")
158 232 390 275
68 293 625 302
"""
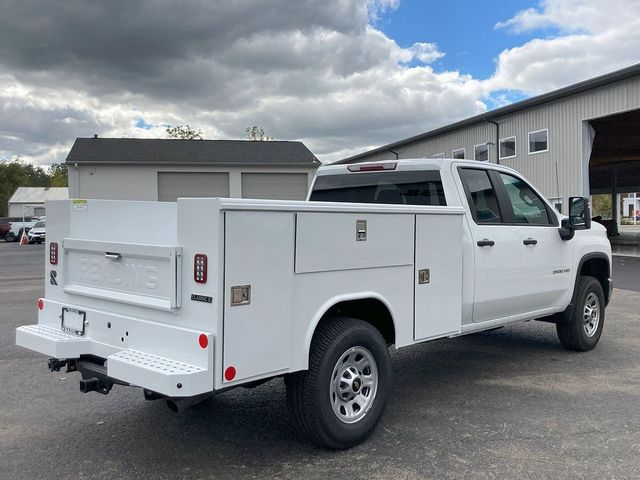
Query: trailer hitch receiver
79 377 113 395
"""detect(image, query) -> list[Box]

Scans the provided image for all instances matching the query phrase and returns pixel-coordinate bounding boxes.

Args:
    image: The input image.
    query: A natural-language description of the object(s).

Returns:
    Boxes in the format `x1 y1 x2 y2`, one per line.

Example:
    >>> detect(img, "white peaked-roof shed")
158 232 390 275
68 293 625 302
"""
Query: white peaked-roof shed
8 187 69 217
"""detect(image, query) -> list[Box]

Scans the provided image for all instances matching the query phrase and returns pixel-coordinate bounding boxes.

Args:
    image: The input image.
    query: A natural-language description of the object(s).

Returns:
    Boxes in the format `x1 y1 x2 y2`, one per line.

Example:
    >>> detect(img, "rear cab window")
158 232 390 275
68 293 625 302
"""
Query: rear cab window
309 170 447 206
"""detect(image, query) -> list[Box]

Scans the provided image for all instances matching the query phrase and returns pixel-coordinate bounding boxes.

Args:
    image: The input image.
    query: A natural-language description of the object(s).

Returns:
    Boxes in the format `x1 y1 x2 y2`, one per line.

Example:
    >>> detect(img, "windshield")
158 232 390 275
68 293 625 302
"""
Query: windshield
33 222 45 228
309 170 447 206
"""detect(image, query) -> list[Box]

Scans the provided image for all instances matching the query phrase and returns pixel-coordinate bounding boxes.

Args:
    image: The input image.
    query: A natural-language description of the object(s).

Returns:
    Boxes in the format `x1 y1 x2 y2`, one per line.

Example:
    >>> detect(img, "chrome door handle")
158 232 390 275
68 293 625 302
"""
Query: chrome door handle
523 238 538 245
477 239 495 247
104 252 122 260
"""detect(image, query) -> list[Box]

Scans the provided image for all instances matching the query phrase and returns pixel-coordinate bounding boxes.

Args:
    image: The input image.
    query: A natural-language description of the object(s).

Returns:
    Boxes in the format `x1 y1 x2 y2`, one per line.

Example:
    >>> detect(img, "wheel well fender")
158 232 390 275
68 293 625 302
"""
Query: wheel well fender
577 253 611 305
547 253 611 324
303 293 397 368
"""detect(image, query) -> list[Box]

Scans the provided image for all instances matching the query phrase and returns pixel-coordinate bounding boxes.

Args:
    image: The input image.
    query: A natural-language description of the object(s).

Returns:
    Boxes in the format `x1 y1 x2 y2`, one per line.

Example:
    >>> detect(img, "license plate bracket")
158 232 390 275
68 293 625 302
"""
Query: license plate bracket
61 307 86 336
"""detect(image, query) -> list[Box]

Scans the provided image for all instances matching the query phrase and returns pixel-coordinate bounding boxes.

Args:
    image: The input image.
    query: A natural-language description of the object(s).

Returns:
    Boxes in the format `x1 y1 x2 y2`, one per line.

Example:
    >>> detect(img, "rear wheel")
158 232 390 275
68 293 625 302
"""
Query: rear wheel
557 275 605 351
4 231 15 242
285 317 391 449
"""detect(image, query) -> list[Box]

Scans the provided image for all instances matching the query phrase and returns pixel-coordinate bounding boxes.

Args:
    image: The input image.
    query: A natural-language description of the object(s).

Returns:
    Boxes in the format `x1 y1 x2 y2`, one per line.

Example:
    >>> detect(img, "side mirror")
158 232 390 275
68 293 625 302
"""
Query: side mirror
568 196 591 230
559 197 591 241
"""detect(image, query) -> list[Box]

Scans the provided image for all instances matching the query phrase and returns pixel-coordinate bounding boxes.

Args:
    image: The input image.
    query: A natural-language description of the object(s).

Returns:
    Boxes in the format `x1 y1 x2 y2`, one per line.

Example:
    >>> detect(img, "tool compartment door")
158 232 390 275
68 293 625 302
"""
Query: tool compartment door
414 214 463 341
222 211 294 383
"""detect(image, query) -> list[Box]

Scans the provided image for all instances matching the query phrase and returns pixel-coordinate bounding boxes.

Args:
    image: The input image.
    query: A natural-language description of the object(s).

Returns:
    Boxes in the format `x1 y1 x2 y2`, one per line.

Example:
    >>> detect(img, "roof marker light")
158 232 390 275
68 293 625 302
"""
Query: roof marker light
347 162 397 172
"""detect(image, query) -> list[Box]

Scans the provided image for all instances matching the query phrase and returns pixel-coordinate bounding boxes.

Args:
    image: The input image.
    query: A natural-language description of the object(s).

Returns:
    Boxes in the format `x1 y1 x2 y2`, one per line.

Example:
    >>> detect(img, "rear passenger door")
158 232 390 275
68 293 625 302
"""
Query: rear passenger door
458 168 530 323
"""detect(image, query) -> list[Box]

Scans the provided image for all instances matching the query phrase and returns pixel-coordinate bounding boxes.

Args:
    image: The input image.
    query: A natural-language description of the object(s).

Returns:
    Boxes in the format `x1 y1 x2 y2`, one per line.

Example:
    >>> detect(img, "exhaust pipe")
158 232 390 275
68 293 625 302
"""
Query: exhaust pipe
166 392 213 413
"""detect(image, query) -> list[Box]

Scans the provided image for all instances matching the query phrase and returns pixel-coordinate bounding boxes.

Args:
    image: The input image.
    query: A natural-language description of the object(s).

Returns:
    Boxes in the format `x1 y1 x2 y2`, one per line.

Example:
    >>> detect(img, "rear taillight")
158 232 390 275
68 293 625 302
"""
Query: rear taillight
49 242 58 265
194 253 207 283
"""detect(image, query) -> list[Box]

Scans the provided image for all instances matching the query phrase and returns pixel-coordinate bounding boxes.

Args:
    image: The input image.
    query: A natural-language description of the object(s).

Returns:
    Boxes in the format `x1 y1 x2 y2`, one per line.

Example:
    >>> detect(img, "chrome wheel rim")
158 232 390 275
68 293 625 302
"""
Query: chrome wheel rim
583 292 600 337
330 346 378 424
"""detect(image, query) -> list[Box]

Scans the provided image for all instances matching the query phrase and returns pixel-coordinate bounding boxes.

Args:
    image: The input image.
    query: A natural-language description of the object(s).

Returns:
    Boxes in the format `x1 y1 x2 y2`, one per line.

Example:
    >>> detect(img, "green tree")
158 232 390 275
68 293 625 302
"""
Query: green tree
591 194 612 219
245 125 273 141
166 125 203 140
0 156 51 217
49 163 68 187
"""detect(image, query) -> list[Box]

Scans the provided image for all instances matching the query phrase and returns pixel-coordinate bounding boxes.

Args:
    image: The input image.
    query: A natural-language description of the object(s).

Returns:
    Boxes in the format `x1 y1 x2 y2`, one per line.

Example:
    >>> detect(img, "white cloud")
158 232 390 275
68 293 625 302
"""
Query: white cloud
406 42 445 64
0 0 639 166
0 0 484 165
489 0 640 94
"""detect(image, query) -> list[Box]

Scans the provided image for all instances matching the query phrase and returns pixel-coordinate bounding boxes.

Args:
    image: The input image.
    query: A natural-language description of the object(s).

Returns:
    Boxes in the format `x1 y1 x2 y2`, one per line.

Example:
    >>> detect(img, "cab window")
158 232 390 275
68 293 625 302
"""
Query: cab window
498 173 551 225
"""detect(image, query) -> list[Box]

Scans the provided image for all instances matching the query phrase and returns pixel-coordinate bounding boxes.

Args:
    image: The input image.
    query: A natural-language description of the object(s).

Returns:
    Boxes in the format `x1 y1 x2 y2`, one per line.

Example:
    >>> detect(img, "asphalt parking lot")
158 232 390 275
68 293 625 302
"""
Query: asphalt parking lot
1 242 639 479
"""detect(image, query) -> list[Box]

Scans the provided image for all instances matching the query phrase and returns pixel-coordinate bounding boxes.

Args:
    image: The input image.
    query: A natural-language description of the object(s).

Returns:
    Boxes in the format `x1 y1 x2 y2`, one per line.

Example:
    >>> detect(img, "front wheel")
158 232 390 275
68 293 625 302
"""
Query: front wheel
285 318 391 449
557 275 605 351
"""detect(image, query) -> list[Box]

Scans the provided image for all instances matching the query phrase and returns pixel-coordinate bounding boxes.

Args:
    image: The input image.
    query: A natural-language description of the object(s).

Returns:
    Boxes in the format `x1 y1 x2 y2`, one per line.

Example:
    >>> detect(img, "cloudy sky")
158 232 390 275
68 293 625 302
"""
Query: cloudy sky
1 0 639 166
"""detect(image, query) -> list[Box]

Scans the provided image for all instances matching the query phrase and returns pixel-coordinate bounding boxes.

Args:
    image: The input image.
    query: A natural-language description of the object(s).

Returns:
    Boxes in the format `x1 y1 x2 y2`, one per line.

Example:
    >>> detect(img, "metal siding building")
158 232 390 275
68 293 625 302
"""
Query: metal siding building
336 64 640 214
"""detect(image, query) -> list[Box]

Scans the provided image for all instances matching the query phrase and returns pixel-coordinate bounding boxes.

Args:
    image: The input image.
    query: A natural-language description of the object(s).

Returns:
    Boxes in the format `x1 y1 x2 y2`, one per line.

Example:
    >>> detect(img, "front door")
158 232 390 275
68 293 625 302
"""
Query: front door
493 172 573 311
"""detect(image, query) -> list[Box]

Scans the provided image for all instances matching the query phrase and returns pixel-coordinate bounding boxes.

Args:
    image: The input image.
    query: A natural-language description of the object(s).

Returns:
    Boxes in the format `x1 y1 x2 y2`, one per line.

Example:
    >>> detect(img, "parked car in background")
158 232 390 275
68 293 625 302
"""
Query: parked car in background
4 217 39 242
27 221 46 244
0 218 12 239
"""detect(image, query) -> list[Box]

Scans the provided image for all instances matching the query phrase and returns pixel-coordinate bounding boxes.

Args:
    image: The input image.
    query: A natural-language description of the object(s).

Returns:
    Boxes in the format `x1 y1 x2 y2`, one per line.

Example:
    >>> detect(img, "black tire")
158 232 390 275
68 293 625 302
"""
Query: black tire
4 231 16 242
285 317 391 449
556 275 605 351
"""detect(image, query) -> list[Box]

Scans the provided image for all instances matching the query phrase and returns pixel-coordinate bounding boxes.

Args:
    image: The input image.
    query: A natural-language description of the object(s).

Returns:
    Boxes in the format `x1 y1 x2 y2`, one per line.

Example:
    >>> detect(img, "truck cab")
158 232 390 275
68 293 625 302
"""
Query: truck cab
311 159 611 327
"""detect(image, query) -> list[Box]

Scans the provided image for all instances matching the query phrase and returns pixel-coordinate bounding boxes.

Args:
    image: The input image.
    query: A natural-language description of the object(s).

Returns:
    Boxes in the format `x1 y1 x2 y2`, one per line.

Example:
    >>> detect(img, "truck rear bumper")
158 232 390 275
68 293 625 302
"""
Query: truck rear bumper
17 310 214 398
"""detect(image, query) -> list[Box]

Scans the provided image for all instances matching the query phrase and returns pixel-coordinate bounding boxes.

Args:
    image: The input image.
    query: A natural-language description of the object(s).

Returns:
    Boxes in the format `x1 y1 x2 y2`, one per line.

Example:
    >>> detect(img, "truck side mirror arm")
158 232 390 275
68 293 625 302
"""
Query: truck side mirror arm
558 218 575 241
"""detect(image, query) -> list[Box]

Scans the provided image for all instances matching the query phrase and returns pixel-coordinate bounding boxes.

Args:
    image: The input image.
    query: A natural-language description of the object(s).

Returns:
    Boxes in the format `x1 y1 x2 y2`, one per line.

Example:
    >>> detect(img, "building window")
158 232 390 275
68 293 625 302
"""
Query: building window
528 129 549 154
433 152 445 158
499 136 516 159
474 143 489 161
452 148 465 159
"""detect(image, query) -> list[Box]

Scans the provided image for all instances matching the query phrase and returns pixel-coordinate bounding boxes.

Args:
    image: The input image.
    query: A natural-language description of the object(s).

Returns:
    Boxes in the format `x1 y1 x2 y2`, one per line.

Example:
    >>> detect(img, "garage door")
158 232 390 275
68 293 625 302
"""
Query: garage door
241 173 309 200
157 172 229 202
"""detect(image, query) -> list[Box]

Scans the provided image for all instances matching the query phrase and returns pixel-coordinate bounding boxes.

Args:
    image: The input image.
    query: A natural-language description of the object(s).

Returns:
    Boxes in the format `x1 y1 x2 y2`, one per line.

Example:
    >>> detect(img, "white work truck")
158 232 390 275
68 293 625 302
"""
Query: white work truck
16 159 612 449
